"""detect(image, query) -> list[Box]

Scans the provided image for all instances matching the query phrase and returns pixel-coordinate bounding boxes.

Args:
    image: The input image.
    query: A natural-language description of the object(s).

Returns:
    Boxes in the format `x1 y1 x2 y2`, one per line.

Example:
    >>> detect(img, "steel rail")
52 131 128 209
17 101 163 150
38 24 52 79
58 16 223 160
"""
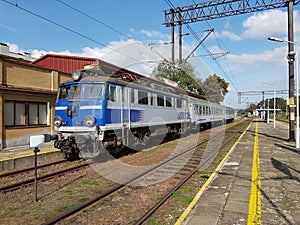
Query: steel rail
0 159 67 179
0 163 89 192
134 122 248 224
41 120 248 225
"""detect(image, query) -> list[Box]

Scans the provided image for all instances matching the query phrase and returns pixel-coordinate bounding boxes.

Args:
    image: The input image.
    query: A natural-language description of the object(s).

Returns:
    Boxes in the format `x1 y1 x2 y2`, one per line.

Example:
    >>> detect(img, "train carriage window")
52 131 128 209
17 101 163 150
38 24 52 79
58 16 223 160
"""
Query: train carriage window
108 85 117 102
176 99 182 108
157 95 164 107
150 93 154 106
138 90 148 105
166 96 172 107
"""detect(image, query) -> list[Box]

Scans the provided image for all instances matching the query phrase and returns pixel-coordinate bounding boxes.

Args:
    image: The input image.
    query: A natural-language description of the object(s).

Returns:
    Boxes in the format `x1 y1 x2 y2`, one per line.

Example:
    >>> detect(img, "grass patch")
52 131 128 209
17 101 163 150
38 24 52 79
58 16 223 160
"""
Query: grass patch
55 204 76 212
172 191 194 205
5 207 16 217
31 204 41 212
80 180 100 186
63 189 73 195
149 218 165 225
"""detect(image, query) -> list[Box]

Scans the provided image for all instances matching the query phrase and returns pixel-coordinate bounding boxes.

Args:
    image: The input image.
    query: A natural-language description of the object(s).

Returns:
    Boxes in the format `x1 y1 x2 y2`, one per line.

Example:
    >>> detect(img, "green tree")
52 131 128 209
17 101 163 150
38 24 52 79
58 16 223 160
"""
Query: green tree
258 97 286 113
151 61 203 94
151 61 229 103
201 74 229 103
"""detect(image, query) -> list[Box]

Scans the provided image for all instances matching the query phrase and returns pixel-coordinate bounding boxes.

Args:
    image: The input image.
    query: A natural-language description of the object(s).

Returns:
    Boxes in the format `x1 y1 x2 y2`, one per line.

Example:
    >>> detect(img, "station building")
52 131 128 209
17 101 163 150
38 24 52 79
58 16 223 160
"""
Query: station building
0 44 99 149
0 44 146 150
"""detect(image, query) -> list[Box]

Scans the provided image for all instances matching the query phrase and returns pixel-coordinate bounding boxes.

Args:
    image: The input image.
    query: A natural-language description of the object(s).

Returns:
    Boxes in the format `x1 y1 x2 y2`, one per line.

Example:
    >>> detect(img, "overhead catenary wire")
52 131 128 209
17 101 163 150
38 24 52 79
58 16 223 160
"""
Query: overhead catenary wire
1 0 149 68
164 0 241 93
207 22 241 92
56 0 132 40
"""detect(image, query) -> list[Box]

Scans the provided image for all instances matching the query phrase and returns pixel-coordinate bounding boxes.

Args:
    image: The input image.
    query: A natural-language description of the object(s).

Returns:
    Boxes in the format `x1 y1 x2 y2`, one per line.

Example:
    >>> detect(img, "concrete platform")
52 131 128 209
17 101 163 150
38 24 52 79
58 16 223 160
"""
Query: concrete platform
0 143 64 172
176 120 300 225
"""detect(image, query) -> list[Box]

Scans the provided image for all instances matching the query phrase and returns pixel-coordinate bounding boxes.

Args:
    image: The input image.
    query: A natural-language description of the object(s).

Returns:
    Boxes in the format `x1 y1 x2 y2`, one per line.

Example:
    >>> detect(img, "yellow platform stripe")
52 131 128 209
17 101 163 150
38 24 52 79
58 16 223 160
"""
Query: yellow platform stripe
0 149 60 163
175 122 251 225
247 122 261 225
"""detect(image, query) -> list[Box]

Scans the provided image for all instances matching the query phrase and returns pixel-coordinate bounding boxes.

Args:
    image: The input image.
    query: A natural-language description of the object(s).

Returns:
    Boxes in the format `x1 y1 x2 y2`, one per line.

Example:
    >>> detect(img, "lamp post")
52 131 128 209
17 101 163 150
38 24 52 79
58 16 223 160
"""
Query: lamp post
268 37 299 148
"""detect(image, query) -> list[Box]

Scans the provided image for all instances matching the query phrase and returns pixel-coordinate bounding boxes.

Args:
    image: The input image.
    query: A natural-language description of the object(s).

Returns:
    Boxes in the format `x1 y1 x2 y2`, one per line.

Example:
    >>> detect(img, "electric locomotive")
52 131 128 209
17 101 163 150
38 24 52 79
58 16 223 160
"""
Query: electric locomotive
53 69 191 160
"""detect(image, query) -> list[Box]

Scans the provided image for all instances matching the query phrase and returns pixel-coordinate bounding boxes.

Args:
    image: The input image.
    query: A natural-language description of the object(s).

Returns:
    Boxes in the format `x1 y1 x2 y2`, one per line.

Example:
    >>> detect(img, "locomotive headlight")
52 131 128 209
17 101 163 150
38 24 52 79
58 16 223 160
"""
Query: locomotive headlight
72 70 81 81
53 116 62 127
84 115 95 127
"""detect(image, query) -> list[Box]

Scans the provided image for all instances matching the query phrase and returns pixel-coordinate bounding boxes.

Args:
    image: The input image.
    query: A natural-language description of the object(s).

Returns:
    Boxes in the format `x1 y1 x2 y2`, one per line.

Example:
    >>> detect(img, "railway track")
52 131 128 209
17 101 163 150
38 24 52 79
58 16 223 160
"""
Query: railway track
0 159 67 179
0 160 89 192
41 120 249 225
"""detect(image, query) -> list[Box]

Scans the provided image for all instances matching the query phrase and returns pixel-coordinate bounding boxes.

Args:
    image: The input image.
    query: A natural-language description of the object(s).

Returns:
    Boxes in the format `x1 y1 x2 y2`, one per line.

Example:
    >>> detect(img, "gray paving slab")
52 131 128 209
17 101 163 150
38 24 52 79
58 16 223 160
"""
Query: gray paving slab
181 120 300 225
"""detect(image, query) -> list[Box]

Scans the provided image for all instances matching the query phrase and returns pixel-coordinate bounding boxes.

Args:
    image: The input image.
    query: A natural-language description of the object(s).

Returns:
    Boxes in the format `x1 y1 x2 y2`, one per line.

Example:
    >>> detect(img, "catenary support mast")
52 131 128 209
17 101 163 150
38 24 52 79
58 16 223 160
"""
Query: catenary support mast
164 0 299 142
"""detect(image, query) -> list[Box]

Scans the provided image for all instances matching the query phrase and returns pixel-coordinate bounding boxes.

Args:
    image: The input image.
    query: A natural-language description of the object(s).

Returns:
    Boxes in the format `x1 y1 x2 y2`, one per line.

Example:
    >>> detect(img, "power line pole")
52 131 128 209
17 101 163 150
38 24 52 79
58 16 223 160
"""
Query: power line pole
287 0 295 142
178 9 183 64
171 9 175 64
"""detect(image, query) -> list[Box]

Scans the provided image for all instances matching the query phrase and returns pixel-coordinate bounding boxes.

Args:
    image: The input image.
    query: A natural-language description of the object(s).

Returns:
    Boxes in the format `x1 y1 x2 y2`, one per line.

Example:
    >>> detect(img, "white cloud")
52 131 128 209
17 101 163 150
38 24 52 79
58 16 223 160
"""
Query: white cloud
241 10 287 39
228 47 287 66
220 31 242 41
219 9 300 41
130 28 170 40
226 46 287 72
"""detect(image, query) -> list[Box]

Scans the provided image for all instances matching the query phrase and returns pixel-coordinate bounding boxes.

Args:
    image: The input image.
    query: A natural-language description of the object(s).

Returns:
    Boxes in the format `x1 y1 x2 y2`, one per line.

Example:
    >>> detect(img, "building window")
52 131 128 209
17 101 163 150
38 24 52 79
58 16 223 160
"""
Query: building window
5 101 48 127
29 102 47 125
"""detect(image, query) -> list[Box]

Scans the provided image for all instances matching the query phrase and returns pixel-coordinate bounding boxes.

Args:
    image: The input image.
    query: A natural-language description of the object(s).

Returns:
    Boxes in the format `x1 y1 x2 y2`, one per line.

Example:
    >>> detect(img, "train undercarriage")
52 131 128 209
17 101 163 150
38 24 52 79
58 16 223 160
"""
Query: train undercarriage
54 123 187 160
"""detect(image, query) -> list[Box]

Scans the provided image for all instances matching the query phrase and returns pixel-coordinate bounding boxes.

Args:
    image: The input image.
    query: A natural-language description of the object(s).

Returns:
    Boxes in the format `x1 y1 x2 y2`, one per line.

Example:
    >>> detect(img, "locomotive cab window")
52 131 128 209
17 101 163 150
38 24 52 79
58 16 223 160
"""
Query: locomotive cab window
58 86 71 100
71 85 81 99
81 84 104 99
108 85 117 102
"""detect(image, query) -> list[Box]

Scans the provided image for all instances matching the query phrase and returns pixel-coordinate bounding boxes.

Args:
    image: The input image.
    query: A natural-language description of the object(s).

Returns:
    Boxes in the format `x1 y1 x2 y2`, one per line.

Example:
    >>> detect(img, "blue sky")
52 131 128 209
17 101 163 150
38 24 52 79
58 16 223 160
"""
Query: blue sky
1 0 300 109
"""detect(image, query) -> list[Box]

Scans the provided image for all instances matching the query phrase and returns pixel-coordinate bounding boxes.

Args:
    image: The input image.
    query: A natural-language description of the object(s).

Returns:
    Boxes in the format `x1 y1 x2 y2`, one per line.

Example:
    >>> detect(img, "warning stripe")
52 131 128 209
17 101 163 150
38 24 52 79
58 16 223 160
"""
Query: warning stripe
247 122 261 225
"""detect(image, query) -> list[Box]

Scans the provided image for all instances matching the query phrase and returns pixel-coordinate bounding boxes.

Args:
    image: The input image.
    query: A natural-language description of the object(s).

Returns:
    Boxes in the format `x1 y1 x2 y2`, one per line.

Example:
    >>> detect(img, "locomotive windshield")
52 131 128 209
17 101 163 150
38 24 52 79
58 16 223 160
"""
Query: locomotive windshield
58 84 104 100
58 86 71 100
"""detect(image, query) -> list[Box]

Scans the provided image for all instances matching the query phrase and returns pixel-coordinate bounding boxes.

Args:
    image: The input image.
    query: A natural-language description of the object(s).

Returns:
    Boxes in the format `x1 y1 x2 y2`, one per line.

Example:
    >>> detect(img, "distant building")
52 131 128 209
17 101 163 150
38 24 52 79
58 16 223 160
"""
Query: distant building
0 43 35 62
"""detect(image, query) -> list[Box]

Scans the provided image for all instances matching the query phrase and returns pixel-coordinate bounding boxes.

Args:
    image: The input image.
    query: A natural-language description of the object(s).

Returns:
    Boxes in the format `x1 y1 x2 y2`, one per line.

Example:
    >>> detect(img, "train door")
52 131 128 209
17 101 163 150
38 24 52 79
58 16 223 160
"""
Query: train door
118 86 130 145
122 87 130 125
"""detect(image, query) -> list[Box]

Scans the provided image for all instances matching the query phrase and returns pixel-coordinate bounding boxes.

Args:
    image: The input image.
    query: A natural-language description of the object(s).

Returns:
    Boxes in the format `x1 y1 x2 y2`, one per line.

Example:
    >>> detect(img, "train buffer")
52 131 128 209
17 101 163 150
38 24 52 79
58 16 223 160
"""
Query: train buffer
176 119 300 225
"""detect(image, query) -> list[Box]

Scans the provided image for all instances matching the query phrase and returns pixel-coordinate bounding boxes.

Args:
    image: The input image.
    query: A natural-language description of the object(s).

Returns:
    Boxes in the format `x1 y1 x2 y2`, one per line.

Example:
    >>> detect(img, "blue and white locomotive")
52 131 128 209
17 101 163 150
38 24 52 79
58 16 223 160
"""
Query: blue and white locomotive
52 69 235 160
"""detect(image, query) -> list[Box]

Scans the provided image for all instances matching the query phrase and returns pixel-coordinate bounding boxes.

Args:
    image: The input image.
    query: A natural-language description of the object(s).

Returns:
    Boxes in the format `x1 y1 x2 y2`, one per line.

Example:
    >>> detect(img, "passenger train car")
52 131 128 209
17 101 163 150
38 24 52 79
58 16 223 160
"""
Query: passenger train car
52 69 235 160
